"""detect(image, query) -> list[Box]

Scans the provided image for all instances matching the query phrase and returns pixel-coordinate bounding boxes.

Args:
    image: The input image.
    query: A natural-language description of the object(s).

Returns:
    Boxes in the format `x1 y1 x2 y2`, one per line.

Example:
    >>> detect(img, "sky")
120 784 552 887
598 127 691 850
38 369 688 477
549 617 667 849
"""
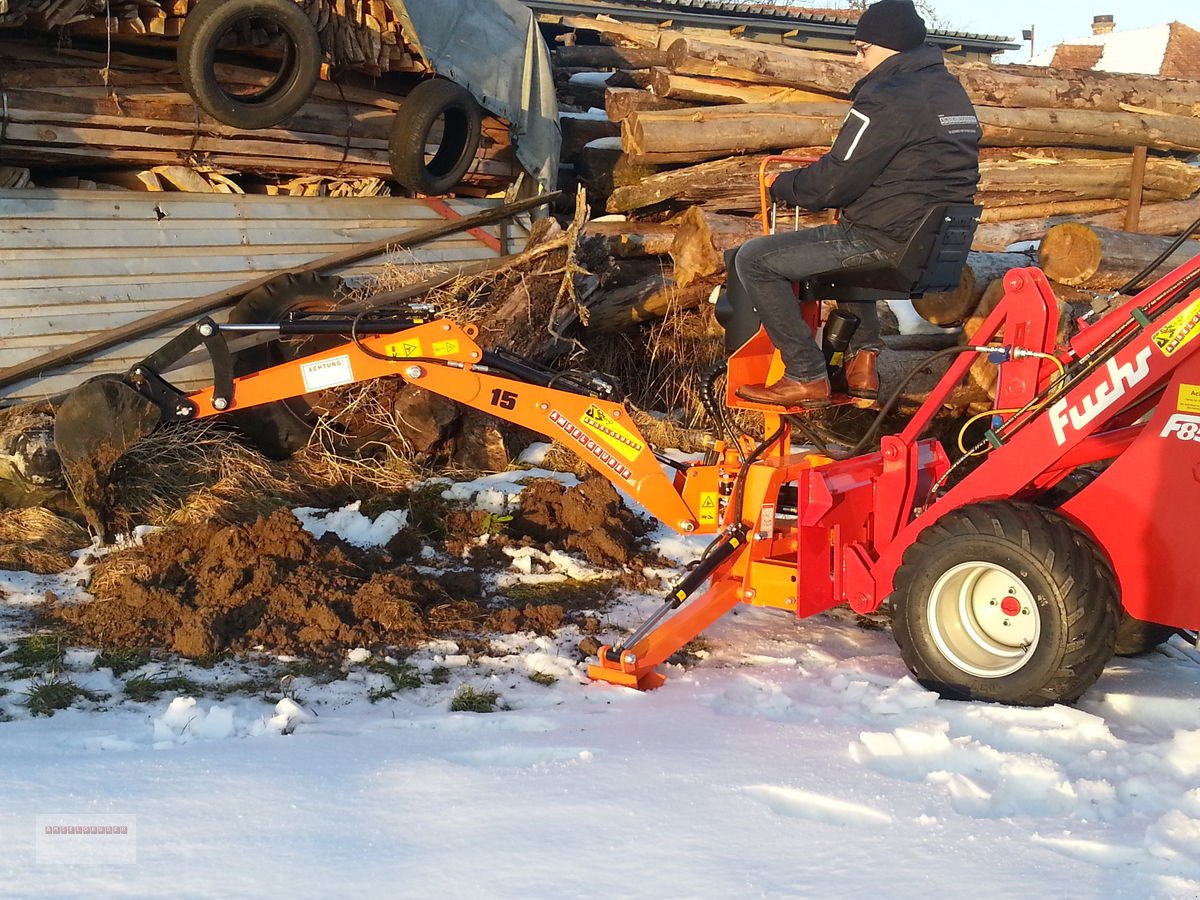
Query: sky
926 0 1197 61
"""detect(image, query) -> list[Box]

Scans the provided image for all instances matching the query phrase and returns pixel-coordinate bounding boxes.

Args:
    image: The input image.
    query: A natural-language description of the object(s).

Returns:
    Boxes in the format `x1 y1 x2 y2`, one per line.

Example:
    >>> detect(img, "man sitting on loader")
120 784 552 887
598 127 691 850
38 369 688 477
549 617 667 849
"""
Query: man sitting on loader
727 0 982 408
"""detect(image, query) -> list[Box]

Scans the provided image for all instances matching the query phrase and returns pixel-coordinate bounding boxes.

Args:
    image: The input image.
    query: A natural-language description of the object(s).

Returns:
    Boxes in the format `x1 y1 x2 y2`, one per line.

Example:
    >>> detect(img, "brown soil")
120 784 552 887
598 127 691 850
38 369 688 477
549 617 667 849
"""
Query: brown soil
511 475 648 568
55 509 566 659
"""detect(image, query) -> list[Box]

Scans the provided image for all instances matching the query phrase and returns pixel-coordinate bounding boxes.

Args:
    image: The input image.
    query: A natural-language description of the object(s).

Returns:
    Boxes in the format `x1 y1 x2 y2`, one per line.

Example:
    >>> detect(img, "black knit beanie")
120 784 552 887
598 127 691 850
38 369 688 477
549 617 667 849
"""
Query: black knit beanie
854 0 927 52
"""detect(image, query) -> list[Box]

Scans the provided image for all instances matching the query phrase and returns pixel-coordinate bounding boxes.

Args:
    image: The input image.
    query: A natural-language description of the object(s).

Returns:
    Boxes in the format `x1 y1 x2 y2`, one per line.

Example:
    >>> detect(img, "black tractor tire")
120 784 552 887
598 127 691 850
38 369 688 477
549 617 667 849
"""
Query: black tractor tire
225 272 345 459
179 0 321 129
892 502 1119 707
1113 612 1177 656
388 79 483 195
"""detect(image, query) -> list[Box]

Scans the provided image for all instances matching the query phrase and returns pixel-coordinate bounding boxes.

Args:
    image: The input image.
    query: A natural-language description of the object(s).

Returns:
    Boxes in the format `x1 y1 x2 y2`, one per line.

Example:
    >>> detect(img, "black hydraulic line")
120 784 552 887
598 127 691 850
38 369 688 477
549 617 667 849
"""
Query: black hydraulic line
1118 213 1200 295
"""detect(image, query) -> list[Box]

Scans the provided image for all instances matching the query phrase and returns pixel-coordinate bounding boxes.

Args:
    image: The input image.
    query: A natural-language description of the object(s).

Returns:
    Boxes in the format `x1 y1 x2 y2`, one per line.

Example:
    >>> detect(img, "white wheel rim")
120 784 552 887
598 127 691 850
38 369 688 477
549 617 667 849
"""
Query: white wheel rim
926 561 1041 678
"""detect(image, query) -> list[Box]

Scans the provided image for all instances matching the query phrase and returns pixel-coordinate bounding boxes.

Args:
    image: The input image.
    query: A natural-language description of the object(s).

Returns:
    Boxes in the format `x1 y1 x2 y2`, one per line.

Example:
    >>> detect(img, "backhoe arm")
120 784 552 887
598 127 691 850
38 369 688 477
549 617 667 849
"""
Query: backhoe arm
179 319 701 534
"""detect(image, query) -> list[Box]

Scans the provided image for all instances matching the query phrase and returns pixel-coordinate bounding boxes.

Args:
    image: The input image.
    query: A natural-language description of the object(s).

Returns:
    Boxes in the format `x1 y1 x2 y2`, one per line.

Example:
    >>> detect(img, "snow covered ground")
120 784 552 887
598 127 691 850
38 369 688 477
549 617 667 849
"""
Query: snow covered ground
3 468 1200 898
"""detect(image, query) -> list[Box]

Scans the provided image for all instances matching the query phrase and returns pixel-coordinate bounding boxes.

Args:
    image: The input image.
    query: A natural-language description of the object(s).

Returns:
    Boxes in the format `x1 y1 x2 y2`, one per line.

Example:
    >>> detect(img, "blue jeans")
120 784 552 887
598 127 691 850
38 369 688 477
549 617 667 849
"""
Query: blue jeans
728 222 898 382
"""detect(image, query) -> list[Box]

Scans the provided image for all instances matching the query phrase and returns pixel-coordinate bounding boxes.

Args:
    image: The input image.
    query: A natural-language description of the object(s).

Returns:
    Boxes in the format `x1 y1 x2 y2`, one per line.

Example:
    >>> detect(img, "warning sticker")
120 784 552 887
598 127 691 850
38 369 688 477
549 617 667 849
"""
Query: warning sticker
384 338 423 359
549 410 634 482
432 339 460 357
1179 384 1200 414
1152 298 1200 357
698 492 719 525
581 404 644 461
300 355 354 392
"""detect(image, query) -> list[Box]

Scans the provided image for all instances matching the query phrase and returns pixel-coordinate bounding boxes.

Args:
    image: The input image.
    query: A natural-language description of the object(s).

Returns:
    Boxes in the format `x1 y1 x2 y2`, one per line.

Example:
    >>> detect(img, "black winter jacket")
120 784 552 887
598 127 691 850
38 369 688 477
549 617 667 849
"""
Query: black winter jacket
770 43 980 249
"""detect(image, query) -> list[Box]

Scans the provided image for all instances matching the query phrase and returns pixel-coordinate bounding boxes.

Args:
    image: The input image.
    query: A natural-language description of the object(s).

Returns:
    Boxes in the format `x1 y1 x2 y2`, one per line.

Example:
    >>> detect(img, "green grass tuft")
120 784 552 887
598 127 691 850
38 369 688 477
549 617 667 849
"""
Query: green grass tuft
123 673 204 703
5 633 67 675
528 671 558 687
428 665 451 685
24 676 98 716
367 660 422 701
450 685 500 713
95 648 151 677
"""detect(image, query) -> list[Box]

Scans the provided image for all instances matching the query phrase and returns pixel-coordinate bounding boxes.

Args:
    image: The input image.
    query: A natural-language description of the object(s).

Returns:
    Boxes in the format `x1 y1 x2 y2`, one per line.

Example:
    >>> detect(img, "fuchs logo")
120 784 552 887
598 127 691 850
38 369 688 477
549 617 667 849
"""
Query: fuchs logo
1161 413 1200 442
1049 347 1154 446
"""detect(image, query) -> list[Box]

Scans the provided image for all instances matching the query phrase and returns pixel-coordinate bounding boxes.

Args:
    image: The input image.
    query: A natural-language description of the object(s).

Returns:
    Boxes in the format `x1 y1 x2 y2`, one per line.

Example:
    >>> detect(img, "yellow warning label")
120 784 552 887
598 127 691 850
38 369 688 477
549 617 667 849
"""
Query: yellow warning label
1152 298 1200 357
384 338 423 359
1179 383 1200 414
432 339 460 357
698 492 719 525
580 404 644 461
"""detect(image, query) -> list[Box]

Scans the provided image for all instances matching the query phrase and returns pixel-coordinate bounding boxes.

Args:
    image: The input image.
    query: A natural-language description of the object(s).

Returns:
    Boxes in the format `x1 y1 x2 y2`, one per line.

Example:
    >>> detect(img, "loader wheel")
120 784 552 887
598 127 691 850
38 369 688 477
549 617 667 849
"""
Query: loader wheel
891 502 1118 706
179 0 321 130
225 272 346 459
388 79 483 195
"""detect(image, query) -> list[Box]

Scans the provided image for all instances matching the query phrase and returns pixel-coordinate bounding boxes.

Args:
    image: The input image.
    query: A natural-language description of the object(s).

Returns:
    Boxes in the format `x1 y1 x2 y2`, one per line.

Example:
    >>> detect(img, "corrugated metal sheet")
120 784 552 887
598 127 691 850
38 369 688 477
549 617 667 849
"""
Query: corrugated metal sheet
0 189 529 402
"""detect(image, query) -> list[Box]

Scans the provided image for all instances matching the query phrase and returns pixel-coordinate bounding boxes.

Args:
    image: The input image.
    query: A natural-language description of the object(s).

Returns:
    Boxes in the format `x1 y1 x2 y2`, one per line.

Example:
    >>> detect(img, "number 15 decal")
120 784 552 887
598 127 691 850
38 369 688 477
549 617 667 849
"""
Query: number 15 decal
490 388 518 410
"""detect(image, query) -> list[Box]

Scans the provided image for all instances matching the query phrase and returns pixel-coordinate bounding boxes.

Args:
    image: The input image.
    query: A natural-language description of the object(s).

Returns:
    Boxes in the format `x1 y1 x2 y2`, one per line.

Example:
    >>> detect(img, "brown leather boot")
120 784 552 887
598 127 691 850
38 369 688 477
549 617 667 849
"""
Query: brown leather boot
844 350 879 400
735 375 832 409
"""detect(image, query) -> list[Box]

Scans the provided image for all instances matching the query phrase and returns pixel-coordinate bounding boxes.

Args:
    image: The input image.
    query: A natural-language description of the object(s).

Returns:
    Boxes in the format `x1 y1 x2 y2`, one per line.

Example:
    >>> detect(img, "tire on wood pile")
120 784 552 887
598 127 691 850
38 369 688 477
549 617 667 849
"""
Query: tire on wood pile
179 0 321 129
389 79 483 196
1113 612 1177 657
225 272 346 459
891 501 1118 707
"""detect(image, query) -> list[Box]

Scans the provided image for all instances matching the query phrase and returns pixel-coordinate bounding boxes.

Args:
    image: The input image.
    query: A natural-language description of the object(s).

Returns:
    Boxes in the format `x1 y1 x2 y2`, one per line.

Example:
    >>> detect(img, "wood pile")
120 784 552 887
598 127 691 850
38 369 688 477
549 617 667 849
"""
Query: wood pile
0 40 518 194
1 0 427 74
548 13 1200 344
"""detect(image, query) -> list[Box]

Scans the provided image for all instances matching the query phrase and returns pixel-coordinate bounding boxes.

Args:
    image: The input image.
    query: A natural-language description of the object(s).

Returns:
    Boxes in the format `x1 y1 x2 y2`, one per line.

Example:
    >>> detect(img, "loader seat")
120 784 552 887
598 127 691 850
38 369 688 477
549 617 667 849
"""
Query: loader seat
800 203 982 303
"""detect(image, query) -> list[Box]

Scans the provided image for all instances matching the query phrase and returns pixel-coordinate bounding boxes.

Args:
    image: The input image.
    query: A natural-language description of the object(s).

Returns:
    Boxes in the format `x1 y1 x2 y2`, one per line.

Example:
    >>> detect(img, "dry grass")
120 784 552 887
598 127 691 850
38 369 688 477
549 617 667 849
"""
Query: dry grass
0 507 87 549
109 421 301 531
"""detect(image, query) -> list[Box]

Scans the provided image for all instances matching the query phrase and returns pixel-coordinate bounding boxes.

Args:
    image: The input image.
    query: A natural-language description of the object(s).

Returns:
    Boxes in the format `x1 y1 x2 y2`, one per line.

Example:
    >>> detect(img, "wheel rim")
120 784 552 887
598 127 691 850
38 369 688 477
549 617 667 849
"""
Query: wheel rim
926 561 1041 678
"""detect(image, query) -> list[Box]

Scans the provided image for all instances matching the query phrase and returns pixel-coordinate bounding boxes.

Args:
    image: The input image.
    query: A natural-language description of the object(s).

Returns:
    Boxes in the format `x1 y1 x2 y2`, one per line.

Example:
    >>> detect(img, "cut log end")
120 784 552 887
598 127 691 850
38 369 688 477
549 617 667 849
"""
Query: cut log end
1039 222 1104 286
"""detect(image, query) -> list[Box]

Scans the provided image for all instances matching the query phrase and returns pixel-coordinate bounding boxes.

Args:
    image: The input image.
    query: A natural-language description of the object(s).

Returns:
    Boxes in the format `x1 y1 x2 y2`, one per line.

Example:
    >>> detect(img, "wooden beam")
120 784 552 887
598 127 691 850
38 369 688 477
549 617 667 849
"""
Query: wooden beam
1125 145 1149 233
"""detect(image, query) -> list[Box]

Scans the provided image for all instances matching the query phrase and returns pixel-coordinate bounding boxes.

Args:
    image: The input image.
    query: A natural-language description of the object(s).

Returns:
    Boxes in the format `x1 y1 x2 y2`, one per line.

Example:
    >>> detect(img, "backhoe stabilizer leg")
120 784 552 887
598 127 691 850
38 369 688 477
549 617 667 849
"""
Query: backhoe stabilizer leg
588 530 748 690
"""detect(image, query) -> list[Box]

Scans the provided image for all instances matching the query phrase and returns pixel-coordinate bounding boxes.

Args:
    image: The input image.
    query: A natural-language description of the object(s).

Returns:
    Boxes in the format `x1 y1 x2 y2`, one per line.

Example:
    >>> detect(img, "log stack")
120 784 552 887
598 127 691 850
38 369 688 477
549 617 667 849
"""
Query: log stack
547 13 1200 343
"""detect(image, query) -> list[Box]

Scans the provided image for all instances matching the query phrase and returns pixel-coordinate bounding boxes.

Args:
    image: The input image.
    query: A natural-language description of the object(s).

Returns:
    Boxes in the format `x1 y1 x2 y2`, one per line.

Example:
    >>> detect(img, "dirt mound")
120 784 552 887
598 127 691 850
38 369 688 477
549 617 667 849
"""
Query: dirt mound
511 476 648 568
56 509 561 659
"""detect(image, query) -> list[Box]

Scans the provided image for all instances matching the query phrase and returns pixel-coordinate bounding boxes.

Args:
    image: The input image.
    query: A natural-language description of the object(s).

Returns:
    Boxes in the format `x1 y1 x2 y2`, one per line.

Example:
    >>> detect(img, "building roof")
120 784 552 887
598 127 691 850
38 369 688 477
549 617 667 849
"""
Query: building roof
523 0 1019 53
1031 21 1200 77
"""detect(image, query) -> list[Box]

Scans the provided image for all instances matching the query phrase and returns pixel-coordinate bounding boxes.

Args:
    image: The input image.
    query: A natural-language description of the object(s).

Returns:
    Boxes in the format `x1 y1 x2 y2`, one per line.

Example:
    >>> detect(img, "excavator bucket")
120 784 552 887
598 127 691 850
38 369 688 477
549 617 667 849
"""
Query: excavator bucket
53 379 162 542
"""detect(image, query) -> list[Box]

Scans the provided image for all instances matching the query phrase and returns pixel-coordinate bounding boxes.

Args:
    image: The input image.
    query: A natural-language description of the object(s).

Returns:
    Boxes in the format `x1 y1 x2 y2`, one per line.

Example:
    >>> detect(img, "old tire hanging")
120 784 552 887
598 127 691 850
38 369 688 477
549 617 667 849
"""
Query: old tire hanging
891 502 1118 707
225 272 346 459
178 0 321 130
389 79 483 195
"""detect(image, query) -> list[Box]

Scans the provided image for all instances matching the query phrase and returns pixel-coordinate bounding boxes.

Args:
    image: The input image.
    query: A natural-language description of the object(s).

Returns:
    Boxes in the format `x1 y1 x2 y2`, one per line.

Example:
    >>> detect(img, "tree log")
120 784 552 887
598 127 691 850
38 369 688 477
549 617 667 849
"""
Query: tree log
973 197 1200 252
1040 224 1200 289
621 102 1200 160
559 114 621 162
647 69 848 106
606 151 828 215
576 143 662 198
605 87 691 122
976 106 1200 155
668 206 764 286
583 220 678 258
622 102 846 160
667 36 1200 118
979 199 1129 221
979 157 1200 203
913 251 1035 326
554 46 672 69
586 274 717 333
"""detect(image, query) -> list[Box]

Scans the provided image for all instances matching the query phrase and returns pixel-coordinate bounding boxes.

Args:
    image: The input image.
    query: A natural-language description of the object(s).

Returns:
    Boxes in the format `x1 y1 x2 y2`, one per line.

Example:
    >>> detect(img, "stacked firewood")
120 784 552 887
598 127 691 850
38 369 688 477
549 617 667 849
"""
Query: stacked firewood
1 0 425 74
0 41 517 194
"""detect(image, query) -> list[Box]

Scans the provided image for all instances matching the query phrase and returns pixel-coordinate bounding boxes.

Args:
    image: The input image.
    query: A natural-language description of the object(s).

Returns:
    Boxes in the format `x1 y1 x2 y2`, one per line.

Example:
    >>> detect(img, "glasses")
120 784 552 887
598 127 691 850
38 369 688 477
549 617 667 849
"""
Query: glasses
854 42 873 56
